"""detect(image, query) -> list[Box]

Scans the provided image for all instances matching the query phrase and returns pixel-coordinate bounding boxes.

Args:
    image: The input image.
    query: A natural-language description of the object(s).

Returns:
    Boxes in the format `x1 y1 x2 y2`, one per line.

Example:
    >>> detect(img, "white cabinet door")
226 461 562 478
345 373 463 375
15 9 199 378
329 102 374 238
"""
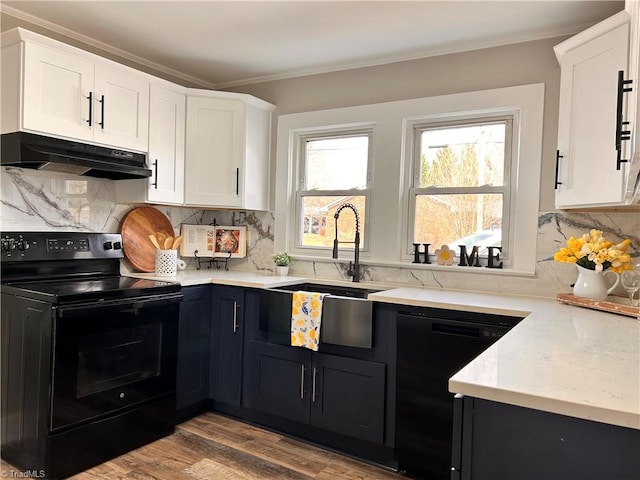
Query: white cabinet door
185 96 244 207
94 66 149 152
22 42 94 142
623 0 640 201
19 41 149 152
147 85 185 204
555 20 630 208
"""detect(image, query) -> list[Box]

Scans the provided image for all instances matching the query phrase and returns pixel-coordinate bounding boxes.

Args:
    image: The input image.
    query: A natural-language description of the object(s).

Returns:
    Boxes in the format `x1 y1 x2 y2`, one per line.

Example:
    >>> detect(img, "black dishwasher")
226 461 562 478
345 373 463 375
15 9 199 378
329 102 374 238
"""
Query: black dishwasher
395 309 521 480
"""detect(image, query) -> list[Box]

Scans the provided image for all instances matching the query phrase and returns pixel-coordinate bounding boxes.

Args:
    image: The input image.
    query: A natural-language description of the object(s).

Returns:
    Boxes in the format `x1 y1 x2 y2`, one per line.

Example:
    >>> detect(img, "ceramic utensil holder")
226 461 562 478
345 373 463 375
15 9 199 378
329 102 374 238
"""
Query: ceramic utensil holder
155 249 177 276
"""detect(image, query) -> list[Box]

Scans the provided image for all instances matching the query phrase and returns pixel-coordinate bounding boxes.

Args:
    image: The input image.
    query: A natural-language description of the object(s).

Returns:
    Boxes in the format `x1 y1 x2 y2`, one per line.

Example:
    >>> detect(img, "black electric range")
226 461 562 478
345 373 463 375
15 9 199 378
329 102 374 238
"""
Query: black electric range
1 231 182 479
1 230 180 301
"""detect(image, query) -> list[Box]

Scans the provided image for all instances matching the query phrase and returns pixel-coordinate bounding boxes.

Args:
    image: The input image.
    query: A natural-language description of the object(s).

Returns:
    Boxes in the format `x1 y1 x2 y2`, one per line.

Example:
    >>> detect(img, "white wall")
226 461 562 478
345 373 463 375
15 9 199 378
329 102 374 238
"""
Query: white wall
224 37 564 213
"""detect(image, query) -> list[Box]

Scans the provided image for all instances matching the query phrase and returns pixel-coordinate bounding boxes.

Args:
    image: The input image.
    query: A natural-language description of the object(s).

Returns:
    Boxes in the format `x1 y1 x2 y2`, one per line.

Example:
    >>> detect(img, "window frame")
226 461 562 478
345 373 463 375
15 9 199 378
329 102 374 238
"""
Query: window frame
406 114 517 265
292 127 373 256
275 84 544 275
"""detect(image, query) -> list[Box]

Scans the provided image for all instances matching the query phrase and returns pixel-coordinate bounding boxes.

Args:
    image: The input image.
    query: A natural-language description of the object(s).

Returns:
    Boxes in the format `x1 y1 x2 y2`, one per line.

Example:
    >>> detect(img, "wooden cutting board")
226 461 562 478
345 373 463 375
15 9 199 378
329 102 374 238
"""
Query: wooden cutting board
120 206 174 272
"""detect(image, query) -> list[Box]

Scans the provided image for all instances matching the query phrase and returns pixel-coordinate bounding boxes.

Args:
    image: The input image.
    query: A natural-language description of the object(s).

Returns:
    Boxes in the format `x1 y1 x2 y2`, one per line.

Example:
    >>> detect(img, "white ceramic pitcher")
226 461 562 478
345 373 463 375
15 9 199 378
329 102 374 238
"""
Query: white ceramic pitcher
573 264 620 301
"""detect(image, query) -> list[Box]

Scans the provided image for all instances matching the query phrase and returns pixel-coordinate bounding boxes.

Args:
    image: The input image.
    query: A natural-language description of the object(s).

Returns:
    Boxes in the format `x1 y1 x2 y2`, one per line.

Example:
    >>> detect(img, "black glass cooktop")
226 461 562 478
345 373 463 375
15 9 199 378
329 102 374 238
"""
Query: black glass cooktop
2 275 180 304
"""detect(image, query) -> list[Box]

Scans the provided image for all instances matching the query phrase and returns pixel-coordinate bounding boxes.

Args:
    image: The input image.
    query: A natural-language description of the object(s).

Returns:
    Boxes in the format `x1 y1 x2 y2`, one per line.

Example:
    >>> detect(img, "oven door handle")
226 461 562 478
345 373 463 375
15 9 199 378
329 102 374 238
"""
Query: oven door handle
55 293 183 318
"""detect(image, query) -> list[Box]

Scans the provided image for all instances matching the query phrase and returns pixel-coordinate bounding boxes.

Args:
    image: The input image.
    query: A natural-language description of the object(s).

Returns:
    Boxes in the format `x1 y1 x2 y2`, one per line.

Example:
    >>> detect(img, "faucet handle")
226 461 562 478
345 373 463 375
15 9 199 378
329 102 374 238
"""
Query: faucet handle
348 261 361 282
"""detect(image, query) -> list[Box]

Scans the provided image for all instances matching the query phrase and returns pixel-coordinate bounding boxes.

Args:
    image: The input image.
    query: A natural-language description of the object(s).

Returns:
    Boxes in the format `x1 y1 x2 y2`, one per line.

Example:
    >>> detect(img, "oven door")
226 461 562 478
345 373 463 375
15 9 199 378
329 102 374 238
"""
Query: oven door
51 293 181 431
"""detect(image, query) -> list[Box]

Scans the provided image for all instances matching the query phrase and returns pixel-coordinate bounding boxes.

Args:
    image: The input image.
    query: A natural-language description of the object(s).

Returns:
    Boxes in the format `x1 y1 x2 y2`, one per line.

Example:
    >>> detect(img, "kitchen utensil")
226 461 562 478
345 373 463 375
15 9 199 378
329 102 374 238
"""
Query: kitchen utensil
148 234 161 250
172 236 183 250
120 207 174 272
156 232 167 246
164 236 174 249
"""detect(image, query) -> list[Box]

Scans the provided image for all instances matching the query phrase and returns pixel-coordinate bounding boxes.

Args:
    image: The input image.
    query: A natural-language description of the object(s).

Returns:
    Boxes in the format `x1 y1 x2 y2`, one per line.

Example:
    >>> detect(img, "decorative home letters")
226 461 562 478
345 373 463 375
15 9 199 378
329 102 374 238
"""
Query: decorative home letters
458 246 481 267
411 242 504 269
412 243 432 264
486 247 504 269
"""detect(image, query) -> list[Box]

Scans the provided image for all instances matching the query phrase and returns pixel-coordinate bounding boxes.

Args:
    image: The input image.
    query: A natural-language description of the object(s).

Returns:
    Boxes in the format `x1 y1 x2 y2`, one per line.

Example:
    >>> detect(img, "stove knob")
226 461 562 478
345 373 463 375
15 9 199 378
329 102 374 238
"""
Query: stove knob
2 238 16 252
16 239 29 253
103 241 113 250
113 241 122 250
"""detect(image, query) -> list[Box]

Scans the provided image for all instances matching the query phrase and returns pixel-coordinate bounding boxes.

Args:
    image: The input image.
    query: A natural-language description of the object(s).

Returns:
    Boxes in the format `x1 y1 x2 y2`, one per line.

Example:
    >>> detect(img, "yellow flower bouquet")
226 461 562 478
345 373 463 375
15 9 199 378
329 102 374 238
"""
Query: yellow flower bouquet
554 229 632 273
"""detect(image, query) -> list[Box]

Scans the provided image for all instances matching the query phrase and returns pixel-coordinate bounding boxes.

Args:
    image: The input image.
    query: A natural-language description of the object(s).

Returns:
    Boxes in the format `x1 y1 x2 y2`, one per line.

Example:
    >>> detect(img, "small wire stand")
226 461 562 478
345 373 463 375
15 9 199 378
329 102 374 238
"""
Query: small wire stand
194 250 232 271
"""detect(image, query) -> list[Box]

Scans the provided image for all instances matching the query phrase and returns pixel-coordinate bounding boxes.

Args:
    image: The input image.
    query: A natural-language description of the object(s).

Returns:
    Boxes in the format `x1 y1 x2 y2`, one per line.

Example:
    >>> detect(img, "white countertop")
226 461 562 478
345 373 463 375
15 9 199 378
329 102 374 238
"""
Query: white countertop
125 270 640 430
125 268 396 290
369 287 640 430
125 269 309 289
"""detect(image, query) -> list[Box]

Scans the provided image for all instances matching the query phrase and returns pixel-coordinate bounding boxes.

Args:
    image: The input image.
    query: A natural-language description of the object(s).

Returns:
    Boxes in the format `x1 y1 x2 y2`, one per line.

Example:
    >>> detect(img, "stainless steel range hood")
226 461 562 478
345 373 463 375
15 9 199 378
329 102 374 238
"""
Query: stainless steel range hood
1 132 152 180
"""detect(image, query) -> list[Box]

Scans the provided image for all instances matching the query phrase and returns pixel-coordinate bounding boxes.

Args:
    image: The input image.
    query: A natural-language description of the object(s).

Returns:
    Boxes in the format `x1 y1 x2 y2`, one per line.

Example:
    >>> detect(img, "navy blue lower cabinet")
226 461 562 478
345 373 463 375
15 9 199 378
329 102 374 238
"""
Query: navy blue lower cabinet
310 352 385 444
176 285 212 416
452 396 640 480
209 286 247 406
244 340 386 444
244 341 310 423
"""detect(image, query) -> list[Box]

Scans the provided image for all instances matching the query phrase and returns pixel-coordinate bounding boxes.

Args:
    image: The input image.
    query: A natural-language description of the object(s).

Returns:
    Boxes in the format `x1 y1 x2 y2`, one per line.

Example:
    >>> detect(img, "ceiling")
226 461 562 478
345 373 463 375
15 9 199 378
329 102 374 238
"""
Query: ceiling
0 1 625 89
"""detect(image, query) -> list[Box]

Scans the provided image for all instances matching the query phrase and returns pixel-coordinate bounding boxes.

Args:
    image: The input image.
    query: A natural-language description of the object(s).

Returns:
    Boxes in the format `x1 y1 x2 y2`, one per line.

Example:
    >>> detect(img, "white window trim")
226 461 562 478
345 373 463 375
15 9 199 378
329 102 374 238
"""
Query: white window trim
275 84 544 274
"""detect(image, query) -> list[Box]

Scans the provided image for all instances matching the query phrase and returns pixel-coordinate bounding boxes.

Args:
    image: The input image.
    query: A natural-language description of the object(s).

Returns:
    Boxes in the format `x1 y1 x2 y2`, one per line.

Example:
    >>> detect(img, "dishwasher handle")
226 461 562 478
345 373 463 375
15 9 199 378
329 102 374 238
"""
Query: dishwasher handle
431 318 508 340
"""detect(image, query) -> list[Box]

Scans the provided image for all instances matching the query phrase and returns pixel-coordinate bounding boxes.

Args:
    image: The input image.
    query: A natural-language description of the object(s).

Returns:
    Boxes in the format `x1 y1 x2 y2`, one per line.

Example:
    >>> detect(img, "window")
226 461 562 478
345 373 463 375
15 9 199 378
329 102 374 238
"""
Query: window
409 118 512 262
295 131 371 252
275 84 544 273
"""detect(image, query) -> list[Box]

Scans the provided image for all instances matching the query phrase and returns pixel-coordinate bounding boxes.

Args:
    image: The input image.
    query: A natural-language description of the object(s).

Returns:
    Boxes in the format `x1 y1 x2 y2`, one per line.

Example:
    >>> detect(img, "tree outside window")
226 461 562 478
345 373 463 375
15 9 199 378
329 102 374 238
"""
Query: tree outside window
297 132 371 251
411 120 510 257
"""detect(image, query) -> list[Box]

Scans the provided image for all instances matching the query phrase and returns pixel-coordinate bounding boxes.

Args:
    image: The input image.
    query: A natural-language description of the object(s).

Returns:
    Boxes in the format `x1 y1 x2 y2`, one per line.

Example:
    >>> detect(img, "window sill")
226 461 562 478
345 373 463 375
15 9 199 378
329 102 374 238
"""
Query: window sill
290 254 536 277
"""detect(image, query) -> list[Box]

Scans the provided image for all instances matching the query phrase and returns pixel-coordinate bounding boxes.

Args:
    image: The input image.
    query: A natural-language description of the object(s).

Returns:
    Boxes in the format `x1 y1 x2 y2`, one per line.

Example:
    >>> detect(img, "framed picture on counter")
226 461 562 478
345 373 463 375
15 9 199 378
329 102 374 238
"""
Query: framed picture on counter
213 226 247 258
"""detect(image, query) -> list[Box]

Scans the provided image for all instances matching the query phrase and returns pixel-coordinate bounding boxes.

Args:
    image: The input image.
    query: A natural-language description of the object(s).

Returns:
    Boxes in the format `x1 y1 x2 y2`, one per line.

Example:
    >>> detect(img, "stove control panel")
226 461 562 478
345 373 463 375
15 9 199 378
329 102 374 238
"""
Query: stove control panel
1 235 31 257
103 241 123 251
47 237 90 252
1 232 124 260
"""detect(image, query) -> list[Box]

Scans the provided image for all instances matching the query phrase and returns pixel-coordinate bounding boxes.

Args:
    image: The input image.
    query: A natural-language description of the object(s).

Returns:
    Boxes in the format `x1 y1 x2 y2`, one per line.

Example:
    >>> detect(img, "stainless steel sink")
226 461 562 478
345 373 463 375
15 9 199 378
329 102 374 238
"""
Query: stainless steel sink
275 282 380 299
262 283 380 349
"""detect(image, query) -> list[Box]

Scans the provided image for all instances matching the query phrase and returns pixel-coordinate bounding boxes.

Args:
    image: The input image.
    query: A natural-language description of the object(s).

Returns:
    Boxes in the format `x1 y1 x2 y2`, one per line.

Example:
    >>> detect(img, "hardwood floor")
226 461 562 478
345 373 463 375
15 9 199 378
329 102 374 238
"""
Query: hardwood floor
1 413 406 479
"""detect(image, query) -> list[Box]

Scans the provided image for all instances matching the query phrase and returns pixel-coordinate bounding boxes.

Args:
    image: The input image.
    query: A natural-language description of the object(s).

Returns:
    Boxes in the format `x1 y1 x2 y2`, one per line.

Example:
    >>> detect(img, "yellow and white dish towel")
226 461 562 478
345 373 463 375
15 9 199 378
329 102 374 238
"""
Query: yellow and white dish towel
291 291 327 351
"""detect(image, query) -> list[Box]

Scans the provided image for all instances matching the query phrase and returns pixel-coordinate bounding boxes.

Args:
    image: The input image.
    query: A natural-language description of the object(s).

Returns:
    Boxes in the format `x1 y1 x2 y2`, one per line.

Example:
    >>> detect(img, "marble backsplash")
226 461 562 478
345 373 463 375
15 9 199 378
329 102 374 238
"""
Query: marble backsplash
2 166 638 298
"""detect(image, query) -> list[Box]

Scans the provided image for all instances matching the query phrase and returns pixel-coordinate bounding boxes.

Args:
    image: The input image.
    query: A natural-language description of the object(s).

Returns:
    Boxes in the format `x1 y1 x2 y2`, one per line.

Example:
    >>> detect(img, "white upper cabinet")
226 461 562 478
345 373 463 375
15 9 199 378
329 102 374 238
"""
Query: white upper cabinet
624 0 640 201
2 27 276 207
554 11 633 208
185 92 274 210
92 66 149 152
21 43 95 142
116 83 186 205
147 85 185 204
2 28 149 152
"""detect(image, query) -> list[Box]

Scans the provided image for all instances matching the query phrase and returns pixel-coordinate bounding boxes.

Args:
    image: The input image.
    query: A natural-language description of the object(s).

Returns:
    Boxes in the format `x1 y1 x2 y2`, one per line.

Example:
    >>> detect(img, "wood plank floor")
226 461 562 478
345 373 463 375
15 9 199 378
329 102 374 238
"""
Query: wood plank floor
1 412 407 479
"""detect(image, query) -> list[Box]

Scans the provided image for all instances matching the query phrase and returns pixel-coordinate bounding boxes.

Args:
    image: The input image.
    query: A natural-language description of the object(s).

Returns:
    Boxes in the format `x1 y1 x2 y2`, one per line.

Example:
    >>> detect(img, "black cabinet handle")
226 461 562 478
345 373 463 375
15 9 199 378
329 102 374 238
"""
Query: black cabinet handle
235 167 239 195
86 92 93 126
300 365 305 400
312 367 317 403
616 149 630 171
554 150 563 190
151 159 158 189
98 95 105 129
615 70 632 170
232 301 238 333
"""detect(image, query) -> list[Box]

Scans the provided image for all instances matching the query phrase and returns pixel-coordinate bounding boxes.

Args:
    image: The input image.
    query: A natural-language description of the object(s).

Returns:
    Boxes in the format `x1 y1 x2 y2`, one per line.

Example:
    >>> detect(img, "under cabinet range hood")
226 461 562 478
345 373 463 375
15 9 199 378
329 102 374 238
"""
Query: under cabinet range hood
1 132 152 180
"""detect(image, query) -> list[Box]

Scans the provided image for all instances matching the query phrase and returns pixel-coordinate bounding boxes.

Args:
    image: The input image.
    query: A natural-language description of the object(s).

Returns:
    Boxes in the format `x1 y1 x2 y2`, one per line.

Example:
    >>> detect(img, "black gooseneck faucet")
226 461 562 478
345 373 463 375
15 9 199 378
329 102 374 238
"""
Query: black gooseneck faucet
332 203 360 283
